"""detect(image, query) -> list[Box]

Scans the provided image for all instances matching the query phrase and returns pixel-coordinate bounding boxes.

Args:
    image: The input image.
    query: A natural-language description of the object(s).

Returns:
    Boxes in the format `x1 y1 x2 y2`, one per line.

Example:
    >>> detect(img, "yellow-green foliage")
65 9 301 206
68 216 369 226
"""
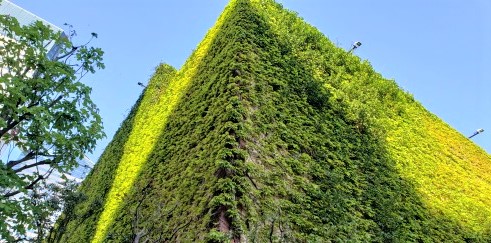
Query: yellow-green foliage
51 1 241 242
387 105 491 231
91 64 177 242
251 0 491 235
51 0 491 242
91 1 240 241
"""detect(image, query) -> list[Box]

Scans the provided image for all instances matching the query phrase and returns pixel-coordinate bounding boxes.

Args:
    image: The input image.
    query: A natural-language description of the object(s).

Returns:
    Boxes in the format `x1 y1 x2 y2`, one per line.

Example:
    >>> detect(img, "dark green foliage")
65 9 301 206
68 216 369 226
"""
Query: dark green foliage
52 0 491 242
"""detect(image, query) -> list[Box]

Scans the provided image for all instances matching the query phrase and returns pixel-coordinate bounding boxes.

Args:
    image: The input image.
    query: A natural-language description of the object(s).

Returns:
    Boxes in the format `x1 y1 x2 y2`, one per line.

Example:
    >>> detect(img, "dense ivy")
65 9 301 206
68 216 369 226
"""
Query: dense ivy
48 64 177 242
52 0 491 242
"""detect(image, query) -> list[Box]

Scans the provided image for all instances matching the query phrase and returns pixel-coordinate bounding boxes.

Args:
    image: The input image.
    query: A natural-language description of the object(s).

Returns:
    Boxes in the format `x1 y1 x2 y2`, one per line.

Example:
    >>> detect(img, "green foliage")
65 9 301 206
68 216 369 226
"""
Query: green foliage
49 64 177 243
253 0 491 238
53 0 491 242
206 229 230 242
26 180 85 243
0 11 104 240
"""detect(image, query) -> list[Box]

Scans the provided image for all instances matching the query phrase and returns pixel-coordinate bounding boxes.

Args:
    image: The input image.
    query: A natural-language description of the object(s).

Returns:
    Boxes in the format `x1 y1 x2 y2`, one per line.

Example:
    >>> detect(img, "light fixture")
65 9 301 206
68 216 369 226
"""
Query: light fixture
468 128 484 139
348 41 362 53
137 82 146 88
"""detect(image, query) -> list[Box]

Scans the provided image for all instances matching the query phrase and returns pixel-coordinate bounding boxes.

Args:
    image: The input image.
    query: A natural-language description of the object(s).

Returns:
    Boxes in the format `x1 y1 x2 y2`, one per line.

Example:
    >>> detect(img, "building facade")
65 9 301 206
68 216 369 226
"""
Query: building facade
0 0 64 59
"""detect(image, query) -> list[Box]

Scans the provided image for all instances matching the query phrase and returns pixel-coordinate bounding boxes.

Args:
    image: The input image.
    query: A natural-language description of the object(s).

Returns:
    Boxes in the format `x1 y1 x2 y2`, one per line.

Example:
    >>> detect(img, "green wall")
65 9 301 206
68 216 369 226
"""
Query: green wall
50 0 491 242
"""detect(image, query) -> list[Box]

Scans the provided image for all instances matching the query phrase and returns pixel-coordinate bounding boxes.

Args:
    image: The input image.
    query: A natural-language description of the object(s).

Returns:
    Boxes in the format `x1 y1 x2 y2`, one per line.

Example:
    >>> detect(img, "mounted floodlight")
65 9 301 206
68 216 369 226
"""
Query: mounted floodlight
137 82 147 88
348 41 362 53
468 128 484 139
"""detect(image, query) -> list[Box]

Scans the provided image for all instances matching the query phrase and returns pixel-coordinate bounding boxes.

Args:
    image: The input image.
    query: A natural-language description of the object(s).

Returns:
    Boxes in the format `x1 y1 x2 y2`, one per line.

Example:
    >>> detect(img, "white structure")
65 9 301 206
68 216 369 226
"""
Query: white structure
0 0 64 59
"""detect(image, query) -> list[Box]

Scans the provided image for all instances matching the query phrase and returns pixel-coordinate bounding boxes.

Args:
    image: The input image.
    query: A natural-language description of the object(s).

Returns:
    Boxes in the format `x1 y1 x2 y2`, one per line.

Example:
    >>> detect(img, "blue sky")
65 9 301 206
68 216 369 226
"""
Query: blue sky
9 0 491 159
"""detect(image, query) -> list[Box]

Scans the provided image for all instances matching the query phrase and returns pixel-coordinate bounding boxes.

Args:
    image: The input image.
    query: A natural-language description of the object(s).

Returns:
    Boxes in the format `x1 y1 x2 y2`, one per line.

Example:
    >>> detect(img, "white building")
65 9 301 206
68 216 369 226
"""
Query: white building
0 0 64 58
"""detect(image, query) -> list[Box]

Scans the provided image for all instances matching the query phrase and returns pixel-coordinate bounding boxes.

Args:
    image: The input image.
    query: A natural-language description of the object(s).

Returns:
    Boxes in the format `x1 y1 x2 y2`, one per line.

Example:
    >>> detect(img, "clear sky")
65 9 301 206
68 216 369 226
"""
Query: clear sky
8 0 491 160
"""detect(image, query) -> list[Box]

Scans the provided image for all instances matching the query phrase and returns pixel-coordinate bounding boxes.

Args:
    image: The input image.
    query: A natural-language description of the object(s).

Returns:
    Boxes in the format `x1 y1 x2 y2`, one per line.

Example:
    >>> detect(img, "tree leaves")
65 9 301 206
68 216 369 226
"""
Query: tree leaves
0 11 105 240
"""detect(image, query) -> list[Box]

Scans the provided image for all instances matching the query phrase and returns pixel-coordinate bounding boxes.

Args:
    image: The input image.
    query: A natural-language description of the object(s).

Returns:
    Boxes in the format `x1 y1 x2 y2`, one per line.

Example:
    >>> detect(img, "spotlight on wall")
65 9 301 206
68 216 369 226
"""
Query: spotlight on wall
348 41 362 53
468 128 484 139
137 82 146 88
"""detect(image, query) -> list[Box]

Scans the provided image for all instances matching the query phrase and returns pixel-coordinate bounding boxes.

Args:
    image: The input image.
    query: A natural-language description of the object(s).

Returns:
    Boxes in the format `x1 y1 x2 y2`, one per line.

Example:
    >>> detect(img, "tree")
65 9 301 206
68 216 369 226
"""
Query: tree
24 180 86 243
0 10 104 241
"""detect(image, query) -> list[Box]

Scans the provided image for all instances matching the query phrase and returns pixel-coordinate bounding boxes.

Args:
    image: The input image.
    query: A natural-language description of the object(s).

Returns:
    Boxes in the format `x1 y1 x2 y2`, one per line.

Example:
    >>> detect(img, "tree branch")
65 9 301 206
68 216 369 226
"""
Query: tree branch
167 218 193 242
20 62 33 78
6 151 35 169
2 174 44 198
0 114 28 138
0 95 63 138
54 46 77 62
13 159 54 174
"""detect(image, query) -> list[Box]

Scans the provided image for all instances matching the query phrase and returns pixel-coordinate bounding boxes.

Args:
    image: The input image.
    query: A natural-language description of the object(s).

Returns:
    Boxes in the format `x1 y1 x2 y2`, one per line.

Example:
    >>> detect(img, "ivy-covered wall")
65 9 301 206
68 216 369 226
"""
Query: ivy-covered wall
51 0 491 242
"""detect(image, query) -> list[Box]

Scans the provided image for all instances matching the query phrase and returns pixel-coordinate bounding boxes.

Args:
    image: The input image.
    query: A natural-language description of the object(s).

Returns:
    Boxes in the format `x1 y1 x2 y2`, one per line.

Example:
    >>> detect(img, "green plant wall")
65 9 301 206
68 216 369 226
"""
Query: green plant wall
251 0 491 235
51 0 491 242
